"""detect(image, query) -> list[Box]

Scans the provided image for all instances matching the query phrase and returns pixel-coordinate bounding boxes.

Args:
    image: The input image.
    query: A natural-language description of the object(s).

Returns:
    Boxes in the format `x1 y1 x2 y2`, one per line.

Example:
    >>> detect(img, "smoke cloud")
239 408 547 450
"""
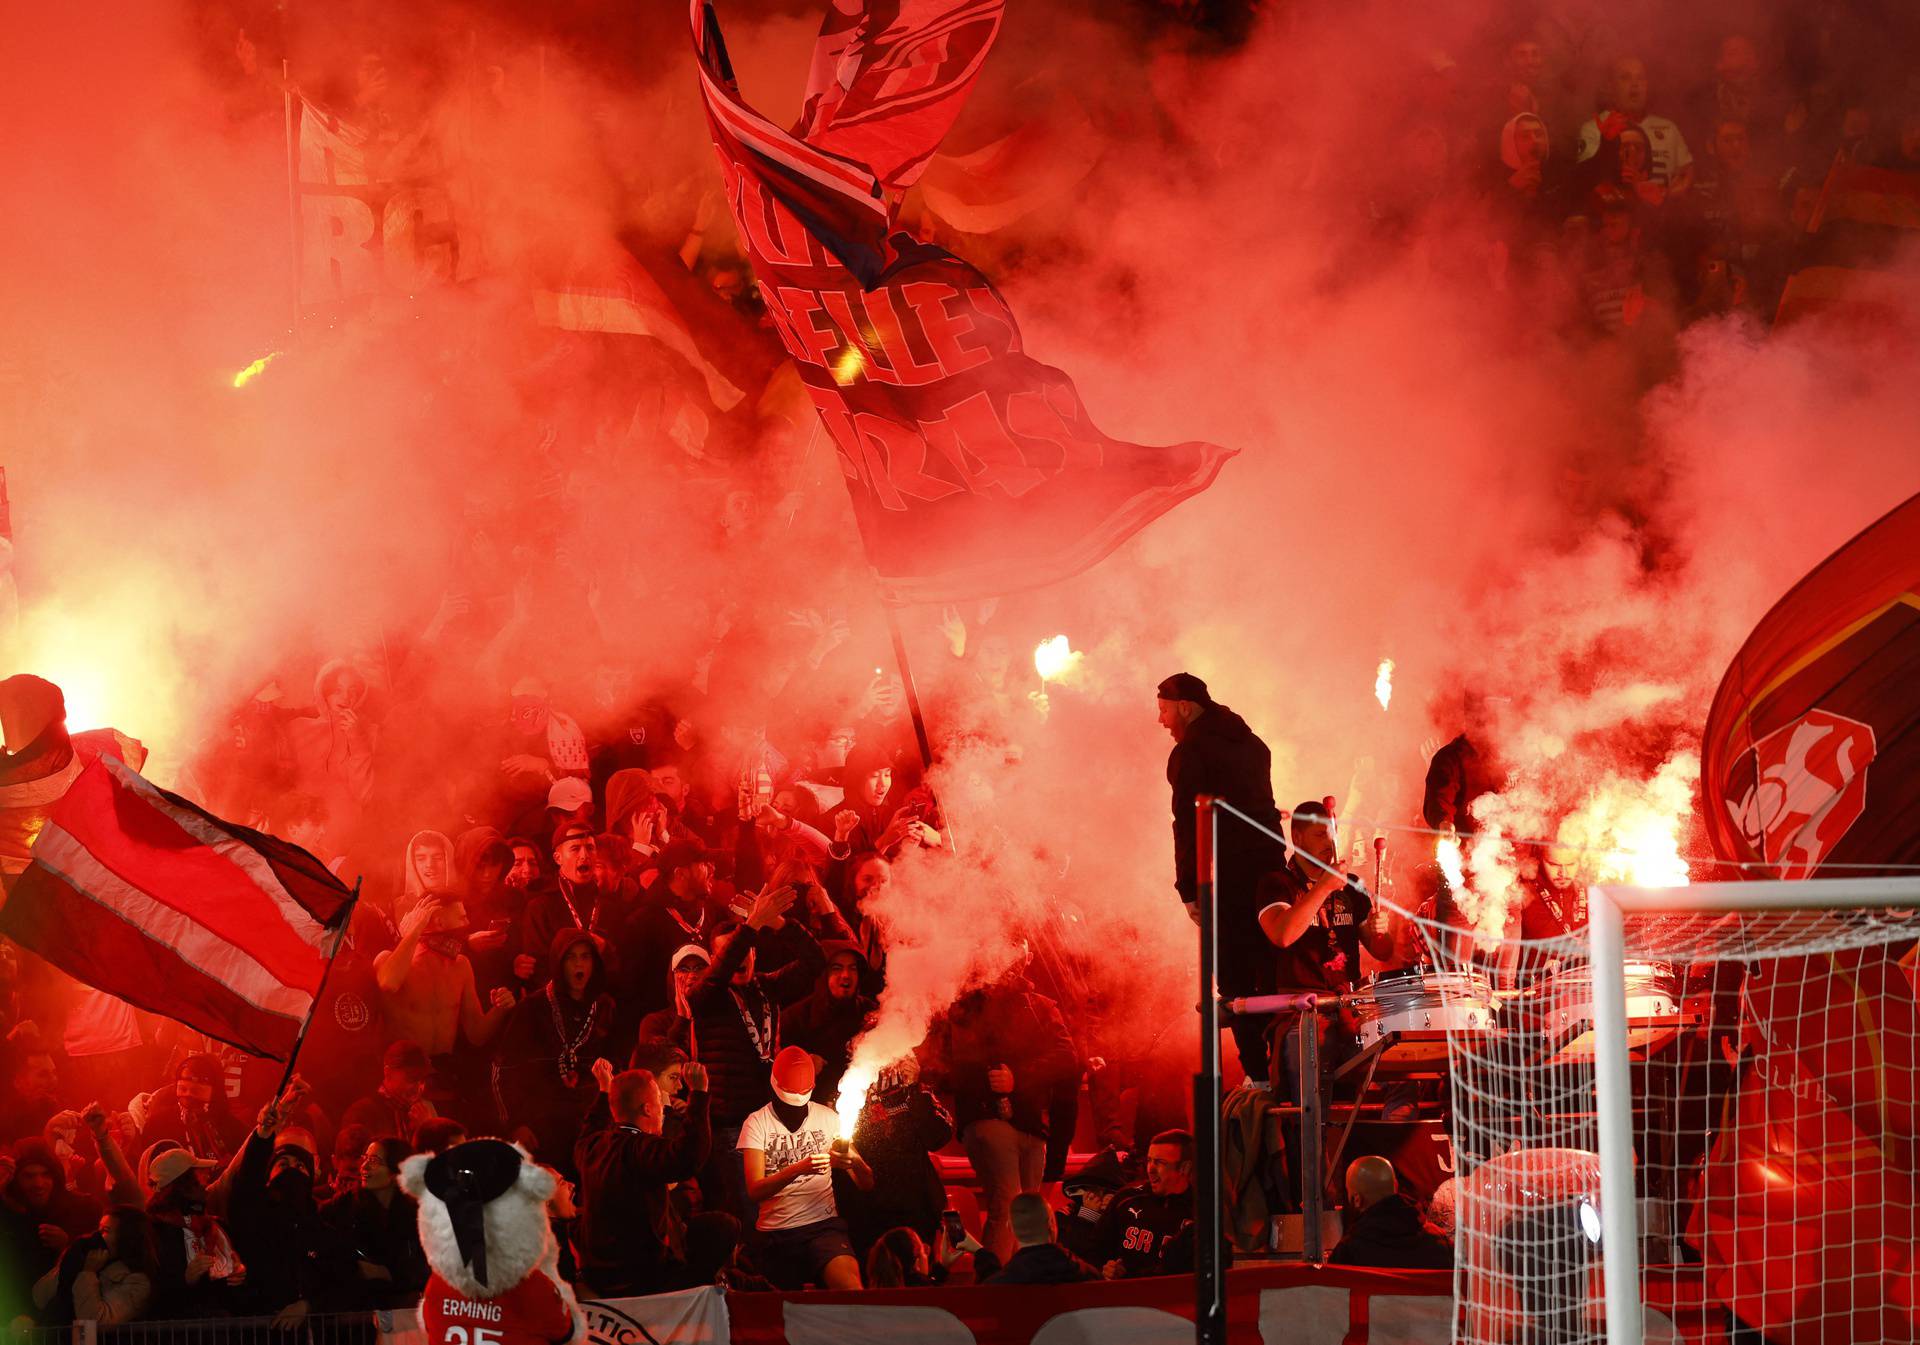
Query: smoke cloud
7 0 1920 1080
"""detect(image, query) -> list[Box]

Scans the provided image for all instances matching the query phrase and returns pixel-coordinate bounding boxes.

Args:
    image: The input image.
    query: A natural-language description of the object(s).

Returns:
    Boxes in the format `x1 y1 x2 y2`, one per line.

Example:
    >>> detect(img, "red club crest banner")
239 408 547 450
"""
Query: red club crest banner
691 0 1231 605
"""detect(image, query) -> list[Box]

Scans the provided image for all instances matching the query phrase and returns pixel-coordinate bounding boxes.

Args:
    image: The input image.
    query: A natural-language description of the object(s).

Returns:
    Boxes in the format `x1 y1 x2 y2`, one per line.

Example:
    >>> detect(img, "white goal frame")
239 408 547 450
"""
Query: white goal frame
1588 876 1920 1345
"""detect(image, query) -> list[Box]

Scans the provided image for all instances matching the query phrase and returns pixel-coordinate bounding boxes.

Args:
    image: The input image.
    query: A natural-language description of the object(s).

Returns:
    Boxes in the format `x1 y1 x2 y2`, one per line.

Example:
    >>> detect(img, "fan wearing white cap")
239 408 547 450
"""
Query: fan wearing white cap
738 1045 873 1290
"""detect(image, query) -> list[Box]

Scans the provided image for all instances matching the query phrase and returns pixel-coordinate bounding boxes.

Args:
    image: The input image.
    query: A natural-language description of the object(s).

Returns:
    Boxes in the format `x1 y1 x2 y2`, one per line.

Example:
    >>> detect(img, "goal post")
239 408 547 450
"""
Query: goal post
1585 876 1920 1345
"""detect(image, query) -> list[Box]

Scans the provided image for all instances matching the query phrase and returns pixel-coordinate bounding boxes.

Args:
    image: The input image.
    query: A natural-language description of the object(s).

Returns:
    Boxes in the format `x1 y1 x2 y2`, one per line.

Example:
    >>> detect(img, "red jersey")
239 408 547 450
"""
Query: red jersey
420 1270 578 1345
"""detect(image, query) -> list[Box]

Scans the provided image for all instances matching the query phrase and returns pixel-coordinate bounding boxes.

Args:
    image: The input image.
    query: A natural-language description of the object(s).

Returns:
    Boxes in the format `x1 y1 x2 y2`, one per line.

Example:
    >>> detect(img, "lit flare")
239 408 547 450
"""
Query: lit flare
1374 658 1394 711
1436 834 1465 889
836 1064 875 1136
231 353 282 389
1033 634 1082 683
1566 753 1697 889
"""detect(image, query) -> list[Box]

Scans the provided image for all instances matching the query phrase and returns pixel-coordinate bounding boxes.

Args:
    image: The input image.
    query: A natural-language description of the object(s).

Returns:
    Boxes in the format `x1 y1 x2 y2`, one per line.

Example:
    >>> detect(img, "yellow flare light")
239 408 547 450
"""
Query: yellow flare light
835 1065 874 1136
1436 834 1465 889
830 346 866 386
1374 658 1394 711
231 352 282 388
1033 634 1082 683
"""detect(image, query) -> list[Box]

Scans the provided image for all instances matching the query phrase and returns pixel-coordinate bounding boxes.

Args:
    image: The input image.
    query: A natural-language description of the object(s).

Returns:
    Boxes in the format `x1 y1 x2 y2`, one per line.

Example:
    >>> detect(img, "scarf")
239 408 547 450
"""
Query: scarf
736 742 787 814
546 983 602 1087
422 932 467 960
730 984 777 1063
177 1104 226 1162
1534 882 1586 934
546 710 589 775
666 903 709 942
673 980 700 1061
184 1216 242 1279
555 877 596 932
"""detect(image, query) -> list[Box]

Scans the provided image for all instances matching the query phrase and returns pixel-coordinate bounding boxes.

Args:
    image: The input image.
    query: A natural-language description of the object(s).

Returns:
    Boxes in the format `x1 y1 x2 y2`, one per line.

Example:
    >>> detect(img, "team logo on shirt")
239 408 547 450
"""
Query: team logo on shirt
333 991 370 1032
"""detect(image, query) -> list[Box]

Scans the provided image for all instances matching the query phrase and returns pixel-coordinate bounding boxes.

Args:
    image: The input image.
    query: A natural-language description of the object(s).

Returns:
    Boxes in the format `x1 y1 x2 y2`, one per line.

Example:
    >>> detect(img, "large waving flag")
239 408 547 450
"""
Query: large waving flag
1701 490 1920 881
691 0 1232 605
0 753 355 1059
533 245 747 412
1691 491 1920 1342
795 0 1007 192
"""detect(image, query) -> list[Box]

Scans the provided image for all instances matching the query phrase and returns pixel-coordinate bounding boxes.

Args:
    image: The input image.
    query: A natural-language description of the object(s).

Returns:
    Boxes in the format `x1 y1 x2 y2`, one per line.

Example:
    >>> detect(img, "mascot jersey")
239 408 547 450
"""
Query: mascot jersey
421 1269 575 1345
404 1140 584 1345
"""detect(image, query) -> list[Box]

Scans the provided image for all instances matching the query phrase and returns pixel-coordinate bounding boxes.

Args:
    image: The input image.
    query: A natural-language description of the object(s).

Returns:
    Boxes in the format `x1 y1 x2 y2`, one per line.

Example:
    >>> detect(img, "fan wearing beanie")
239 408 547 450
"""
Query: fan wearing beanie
737 1045 874 1289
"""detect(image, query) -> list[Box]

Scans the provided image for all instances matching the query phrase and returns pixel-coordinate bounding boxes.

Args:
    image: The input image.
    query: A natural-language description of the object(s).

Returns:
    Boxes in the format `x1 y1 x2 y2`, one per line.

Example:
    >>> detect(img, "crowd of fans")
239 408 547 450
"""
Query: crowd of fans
0 627 1216 1326
7 0 1910 1327
1331 13 1920 373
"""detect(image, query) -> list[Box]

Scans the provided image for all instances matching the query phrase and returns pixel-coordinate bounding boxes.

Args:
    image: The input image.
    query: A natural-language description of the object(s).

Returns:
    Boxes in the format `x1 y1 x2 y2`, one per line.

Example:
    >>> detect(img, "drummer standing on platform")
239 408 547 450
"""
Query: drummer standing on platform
1158 672 1285 1089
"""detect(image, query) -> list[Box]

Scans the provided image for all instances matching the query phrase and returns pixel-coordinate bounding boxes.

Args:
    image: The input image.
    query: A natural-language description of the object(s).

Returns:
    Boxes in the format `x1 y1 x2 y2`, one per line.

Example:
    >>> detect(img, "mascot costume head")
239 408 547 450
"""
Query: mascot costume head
400 1139 584 1345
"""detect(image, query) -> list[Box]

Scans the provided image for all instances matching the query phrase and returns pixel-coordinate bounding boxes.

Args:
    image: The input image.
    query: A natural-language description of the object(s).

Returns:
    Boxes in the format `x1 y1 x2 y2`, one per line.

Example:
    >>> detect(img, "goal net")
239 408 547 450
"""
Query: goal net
1409 878 1920 1345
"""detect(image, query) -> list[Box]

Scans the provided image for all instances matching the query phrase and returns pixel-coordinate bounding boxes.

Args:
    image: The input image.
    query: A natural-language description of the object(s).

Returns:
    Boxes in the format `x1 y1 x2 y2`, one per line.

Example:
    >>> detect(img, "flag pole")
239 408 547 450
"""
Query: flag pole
282 61 302 340
882 604 936 773
270 876 359 1100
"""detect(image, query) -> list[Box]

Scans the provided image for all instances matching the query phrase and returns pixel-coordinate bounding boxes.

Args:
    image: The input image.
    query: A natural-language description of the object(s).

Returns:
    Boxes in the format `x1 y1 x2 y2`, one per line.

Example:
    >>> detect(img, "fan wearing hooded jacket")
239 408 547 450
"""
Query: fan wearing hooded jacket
285 660 377 837
1157 673 1283 1084
492 929 616 1175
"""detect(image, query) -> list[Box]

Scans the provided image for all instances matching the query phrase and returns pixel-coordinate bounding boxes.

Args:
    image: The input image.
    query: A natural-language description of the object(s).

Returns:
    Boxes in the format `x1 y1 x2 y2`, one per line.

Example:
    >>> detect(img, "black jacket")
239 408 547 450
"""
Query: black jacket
572 1090 713 1295
1093 1185 1196 1277
1421 734 1499 834
784 987 878 1104
320 1188 428 1310
518 879 606 978
618 892 723 1020
1328 1194 1454 1270
924 981 1077 1140
492 928 616 1170
1166 703 1281 906
227 1132 346 1314
987 1242 1099 1284
686 924 824 1126
144 1212 242 1321
836 1083 954 1253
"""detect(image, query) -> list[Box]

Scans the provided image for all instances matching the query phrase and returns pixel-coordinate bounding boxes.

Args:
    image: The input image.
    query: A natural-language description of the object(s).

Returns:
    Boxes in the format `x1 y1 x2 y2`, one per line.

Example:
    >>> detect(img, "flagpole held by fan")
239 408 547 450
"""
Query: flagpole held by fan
270 875 361 1101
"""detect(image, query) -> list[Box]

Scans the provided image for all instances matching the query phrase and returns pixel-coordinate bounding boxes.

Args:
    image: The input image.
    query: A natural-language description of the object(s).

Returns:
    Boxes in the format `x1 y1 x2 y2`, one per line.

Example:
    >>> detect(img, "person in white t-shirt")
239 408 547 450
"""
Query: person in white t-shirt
737 1045 873 1289
1575 55 1692 191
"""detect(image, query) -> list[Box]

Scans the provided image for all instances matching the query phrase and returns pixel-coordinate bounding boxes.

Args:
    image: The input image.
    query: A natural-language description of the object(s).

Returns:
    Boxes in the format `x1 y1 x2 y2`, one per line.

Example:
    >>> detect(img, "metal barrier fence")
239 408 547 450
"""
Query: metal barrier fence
6 1322 95 1345
7 1310 428 1345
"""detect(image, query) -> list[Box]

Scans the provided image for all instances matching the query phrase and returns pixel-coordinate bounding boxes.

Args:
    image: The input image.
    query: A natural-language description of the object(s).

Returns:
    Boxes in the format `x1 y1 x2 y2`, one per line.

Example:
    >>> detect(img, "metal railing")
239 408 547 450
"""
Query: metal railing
8 1310 426 1345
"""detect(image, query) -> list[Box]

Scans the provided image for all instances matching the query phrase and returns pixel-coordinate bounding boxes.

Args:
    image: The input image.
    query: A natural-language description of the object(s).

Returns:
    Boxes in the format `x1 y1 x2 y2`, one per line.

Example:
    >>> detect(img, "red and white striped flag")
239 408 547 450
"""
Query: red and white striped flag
0 754 355 1059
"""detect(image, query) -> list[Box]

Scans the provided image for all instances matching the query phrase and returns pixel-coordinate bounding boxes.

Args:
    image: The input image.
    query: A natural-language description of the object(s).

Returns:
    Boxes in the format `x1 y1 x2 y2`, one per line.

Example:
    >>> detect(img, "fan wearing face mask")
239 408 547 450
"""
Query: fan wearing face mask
737 1047 873 1290
224 1083 342 1329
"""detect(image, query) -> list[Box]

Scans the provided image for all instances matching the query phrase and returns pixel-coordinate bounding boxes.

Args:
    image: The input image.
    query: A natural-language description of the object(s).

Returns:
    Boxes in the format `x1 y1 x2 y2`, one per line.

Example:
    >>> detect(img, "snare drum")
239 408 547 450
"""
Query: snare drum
1528 961 1681 1030
1354 968 1498 1044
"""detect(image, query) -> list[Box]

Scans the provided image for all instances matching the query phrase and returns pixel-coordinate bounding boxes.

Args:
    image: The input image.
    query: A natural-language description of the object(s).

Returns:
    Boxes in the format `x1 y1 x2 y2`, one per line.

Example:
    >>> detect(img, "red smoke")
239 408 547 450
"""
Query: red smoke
5 0 1920 1070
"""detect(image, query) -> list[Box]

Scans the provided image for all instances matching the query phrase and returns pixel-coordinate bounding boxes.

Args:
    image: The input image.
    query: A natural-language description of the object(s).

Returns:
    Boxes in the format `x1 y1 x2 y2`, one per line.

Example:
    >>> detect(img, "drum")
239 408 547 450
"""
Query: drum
1528 961 1681 1031
1353 968 1498 1045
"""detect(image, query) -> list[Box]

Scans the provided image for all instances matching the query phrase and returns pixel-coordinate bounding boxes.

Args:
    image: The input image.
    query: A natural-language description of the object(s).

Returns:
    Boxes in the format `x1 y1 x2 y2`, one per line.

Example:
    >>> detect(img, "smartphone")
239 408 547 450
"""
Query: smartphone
941 1209 966 1247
